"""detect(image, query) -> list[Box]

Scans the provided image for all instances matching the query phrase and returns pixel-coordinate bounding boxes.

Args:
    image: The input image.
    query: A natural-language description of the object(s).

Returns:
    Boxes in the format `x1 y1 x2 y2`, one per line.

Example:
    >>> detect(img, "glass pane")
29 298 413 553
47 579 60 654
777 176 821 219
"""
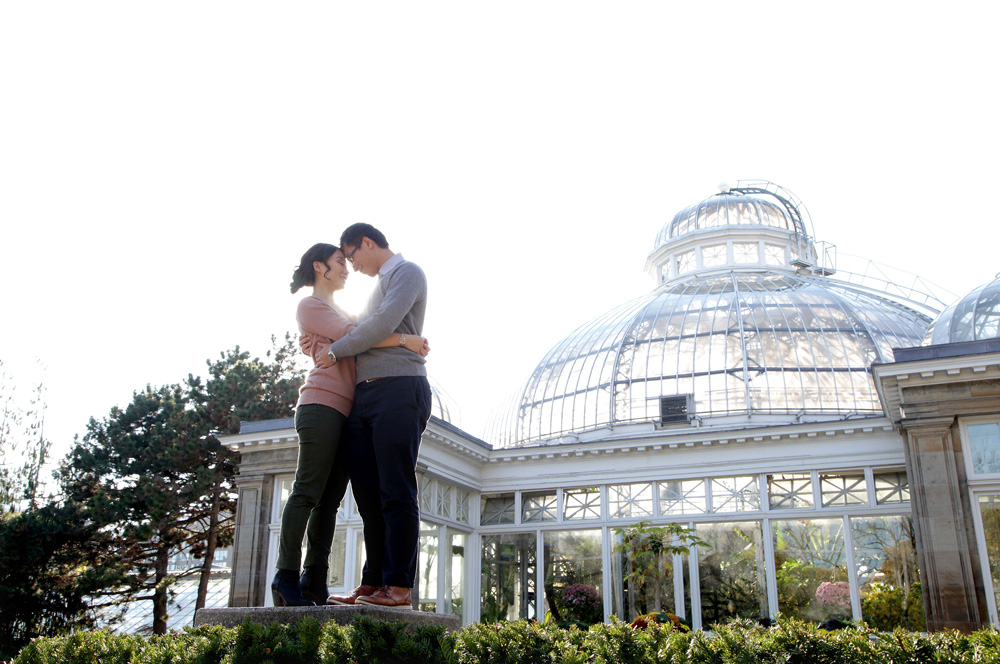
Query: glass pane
614 525 681 622
702 244 727 267
480 533 536 622
678 250 695 273
564 487 601 520
765 244 785 266
446 531 466 617
873 470 910 505
354 533 366 588
659 479 707 515
733 242 758 263
969 423 1000 475
327 529 347 588
437 483 453 519
418 521 438 612
456 490 470 524
277 477 294 520
820 472 869 507
851 515 925 631
522 491 557 522
481 494 515 525
772 518 850 623
697 521 769 625
980 495 1000 624
609 483 654 519
711 476 760 513
420 475 434 514
768 473 814 510
543 530 604 625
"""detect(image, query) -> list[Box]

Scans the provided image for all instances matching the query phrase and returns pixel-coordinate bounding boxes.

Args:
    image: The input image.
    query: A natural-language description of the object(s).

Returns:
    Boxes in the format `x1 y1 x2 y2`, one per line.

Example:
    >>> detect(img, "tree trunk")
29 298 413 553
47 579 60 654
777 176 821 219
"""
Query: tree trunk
152 546 170 635
196 483 222 610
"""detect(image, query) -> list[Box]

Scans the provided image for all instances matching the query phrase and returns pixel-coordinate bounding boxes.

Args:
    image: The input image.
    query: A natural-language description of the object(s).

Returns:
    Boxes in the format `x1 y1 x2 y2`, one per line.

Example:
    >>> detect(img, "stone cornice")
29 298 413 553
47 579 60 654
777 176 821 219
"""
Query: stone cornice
484 418 895 465
220 419 491 464
873 351 1000 423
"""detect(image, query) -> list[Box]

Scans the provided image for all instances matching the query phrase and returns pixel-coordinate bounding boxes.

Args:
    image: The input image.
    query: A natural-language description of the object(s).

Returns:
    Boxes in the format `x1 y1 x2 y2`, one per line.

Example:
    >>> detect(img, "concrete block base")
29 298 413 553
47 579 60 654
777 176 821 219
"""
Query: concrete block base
193 605 461 632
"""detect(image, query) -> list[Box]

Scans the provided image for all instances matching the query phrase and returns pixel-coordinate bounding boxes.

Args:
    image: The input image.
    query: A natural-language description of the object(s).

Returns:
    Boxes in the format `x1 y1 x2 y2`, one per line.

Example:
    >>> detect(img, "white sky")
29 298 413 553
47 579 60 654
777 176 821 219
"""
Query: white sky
1 2 998 461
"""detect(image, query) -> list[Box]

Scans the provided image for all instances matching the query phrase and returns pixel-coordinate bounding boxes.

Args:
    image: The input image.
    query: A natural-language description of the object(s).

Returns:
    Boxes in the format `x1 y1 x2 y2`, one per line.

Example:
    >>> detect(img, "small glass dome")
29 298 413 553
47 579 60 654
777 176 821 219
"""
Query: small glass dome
653 186 809 250
429 376 461 426
923 274 1000 345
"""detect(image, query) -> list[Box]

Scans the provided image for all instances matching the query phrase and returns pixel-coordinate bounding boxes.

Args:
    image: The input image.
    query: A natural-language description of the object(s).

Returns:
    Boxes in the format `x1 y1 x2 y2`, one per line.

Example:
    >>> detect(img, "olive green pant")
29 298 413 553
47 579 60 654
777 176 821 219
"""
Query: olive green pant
276 403 349 571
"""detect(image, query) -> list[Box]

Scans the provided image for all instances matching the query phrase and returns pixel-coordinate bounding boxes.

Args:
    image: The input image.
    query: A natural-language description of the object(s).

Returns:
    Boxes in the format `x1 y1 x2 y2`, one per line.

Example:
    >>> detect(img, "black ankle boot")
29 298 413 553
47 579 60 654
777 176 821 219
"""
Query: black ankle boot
299 566 330 605
272 569 315 606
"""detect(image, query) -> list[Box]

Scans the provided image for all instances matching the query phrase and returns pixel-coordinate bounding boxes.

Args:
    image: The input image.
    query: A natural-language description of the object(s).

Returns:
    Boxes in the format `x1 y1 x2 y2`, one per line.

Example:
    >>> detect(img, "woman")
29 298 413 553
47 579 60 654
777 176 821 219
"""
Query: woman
272 242 429 606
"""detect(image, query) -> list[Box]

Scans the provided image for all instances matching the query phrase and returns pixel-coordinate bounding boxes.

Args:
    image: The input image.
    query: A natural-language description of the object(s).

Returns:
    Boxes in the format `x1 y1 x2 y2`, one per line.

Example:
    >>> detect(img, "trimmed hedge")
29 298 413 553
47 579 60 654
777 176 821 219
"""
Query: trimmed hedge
10 616 1000 664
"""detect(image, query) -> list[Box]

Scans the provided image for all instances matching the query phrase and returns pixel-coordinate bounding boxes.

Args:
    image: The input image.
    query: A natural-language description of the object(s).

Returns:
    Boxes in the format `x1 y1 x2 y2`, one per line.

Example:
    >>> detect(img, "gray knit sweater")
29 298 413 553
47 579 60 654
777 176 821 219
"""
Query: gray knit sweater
328 259 427 383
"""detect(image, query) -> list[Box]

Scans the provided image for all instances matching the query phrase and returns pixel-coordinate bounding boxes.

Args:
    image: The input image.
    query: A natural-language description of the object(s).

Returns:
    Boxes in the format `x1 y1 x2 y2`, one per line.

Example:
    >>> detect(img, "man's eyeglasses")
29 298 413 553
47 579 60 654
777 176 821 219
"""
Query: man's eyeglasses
346 241 365 264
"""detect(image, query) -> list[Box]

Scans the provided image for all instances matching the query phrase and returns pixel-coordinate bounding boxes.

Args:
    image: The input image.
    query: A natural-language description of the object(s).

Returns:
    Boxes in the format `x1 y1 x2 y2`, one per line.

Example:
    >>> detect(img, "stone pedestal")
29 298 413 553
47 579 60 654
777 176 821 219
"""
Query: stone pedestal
194 604 461 632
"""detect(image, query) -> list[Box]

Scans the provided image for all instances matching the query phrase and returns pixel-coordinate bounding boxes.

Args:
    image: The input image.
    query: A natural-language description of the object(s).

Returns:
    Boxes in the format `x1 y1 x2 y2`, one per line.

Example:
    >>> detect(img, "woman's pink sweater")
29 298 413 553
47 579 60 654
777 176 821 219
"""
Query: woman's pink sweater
295 296 357 416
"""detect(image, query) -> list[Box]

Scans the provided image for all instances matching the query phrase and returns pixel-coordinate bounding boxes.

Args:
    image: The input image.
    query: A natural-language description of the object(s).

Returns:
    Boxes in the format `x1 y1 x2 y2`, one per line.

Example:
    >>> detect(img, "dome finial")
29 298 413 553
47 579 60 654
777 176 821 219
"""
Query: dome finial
717 182 731 194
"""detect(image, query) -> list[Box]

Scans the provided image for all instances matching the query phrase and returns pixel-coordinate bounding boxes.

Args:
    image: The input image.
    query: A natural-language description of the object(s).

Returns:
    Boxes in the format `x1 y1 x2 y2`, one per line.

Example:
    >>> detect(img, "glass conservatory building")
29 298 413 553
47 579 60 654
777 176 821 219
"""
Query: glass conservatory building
223 182 1000 632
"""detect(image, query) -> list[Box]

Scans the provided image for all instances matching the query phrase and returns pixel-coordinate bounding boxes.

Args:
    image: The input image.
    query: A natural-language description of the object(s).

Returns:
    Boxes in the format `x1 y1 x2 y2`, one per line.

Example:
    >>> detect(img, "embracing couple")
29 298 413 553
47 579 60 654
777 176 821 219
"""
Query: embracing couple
272 223 431 609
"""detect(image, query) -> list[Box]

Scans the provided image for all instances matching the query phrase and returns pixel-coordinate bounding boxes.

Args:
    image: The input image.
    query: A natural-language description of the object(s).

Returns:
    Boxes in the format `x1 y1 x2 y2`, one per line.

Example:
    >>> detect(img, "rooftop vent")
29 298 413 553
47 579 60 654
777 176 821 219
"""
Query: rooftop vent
660 395 693 425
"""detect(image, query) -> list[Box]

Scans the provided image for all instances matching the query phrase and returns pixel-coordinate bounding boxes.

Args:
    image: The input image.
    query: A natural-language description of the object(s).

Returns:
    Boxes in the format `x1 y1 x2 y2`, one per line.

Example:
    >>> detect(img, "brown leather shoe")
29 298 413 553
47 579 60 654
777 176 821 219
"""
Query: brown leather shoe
354 585 412 608
328 584 380 605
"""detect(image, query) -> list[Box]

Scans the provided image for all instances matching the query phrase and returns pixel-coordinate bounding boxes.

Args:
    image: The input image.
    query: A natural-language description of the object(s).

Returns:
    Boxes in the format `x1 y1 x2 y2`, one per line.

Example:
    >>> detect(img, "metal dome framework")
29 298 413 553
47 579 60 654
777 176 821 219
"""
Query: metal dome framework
489 273 931 447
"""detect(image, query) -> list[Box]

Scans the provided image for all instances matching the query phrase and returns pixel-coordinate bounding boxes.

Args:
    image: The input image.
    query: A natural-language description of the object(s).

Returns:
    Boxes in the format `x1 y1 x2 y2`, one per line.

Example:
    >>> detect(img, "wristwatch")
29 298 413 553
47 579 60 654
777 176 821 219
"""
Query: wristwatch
328 348 338 364
399 334 407 347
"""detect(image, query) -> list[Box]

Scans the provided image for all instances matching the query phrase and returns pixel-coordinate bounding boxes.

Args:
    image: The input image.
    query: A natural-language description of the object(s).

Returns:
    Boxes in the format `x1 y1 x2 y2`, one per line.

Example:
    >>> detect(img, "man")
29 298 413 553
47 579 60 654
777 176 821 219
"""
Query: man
321 223 431 608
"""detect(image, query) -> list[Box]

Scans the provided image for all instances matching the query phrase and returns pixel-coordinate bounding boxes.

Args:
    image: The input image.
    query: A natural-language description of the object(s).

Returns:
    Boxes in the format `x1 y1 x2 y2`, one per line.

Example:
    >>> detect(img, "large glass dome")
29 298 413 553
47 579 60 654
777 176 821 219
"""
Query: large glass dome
487 182 938 449
922 274 1000 345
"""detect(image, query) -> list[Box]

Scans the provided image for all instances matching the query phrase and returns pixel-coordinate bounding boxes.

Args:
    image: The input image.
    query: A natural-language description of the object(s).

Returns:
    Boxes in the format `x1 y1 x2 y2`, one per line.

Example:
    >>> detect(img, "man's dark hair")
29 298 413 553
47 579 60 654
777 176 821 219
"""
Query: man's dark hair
340 223 389 249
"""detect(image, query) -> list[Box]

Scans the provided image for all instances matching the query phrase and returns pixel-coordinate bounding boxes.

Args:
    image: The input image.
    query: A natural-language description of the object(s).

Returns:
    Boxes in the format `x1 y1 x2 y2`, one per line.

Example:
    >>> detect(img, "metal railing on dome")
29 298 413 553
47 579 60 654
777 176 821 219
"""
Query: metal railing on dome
827 253 955 317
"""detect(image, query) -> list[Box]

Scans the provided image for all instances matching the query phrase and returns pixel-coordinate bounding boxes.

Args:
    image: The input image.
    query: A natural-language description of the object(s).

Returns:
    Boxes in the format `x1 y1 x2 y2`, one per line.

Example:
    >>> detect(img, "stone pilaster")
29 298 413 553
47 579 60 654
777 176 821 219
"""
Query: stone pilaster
229 475 275 607
901 417 984 631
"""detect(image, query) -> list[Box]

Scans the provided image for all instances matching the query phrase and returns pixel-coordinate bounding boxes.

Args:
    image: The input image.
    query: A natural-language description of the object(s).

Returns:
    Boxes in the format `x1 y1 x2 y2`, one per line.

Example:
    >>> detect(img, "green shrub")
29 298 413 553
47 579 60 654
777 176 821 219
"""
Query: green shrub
453 620 571 664
584 618 683 664
348 616 452 664
861 582 926 632
10 615 1000 664
316 620 351 664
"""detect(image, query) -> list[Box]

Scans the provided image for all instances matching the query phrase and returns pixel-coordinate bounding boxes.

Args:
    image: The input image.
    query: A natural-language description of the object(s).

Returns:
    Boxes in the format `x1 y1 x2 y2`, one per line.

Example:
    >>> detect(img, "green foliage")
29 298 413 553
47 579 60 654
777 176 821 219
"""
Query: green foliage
10 617 1000 664
1 336 306 648
316 620 352 664
45 335 306 635
0 501 126 660
225 617 323 664
348 616 452 664
612 520 705 621
773 557 851 623
57 382 215 634
453 620 568 664
861 582 926 632
696 526 768 626
11 623 233 664
583 617 683 664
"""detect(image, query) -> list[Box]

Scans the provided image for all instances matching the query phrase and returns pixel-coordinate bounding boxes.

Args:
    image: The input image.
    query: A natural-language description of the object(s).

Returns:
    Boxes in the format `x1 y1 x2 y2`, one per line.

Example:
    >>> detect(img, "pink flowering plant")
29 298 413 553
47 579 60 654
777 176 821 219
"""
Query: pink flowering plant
814 581 851 619
561 583 602 624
